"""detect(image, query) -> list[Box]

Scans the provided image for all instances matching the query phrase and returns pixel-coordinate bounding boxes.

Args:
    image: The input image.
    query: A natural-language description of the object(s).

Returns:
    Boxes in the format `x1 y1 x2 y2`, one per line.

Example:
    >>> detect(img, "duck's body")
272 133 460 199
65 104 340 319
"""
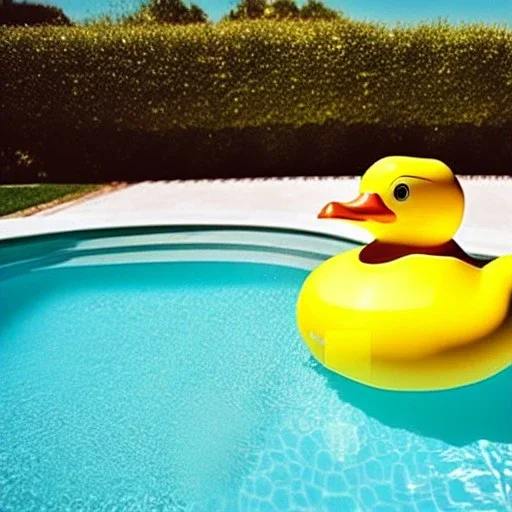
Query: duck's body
297 247 512 390
297 156 512 391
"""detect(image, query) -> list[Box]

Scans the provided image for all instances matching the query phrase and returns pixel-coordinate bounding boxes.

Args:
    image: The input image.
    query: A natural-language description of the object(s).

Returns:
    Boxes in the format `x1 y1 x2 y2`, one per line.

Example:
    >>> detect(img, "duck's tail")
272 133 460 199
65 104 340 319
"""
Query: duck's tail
482 255 512 300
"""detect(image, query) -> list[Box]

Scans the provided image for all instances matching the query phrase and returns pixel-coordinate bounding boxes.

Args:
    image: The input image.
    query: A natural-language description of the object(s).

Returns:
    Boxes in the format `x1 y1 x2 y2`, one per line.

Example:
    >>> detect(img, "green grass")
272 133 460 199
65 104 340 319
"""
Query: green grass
0 184 99 216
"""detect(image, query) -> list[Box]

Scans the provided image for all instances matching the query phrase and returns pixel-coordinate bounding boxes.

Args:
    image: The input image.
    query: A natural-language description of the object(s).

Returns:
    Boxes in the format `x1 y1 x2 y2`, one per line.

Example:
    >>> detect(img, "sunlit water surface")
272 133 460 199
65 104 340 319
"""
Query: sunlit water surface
0 262 511 511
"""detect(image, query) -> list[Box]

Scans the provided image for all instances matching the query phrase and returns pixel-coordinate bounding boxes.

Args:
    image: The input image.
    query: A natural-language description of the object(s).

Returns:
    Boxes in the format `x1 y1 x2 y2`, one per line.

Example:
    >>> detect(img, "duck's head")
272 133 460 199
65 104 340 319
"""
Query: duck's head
319 156 465 246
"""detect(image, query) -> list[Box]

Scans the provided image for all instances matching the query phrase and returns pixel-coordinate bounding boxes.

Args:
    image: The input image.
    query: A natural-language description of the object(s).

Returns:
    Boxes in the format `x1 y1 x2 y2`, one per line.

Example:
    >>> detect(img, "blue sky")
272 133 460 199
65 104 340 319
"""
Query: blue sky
40 0 512 25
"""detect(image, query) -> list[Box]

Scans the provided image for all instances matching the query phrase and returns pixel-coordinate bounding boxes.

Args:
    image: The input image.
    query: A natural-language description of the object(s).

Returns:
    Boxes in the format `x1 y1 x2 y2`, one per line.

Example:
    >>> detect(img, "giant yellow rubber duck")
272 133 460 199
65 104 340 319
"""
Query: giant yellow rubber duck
296 156 512 391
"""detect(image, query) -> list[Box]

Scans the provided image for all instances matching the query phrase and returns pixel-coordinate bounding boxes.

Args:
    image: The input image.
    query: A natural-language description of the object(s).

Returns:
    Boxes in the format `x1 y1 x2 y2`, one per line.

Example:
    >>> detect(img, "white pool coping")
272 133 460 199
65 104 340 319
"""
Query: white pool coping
1 177 511 257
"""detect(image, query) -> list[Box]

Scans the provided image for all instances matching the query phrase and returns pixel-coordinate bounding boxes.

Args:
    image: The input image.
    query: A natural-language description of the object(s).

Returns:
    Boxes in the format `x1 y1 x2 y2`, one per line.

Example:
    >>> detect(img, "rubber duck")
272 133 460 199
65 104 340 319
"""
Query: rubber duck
296 156 512 391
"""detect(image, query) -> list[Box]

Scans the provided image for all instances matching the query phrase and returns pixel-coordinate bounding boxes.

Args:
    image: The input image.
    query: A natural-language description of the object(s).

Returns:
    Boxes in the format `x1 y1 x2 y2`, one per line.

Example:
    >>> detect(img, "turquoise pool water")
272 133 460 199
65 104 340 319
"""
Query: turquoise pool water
0 228 511 511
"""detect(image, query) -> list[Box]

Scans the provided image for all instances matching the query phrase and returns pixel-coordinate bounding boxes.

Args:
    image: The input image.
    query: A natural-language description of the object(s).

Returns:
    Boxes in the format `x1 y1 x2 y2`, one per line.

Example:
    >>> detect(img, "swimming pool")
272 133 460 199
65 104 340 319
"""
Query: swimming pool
0 227 510 511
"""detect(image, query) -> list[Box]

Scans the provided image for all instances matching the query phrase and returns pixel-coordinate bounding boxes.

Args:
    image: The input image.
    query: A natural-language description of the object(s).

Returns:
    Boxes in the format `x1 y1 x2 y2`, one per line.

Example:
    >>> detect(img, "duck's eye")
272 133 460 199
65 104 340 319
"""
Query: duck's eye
393 184 410 201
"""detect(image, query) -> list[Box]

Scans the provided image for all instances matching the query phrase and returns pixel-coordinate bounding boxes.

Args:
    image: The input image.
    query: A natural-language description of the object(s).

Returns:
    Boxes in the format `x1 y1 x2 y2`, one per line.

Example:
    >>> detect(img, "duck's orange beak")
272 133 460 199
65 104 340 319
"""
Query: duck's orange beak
318 193 396 223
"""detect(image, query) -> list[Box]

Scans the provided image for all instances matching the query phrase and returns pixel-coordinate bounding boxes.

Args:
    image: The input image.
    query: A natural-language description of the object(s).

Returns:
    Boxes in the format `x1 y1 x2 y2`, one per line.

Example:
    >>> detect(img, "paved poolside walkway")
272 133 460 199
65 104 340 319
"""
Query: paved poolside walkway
1 177 512 255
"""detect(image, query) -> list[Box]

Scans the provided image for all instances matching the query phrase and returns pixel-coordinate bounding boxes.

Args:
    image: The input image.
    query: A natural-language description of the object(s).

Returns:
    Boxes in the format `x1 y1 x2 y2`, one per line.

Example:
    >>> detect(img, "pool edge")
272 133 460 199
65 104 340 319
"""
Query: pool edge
0 212 508 259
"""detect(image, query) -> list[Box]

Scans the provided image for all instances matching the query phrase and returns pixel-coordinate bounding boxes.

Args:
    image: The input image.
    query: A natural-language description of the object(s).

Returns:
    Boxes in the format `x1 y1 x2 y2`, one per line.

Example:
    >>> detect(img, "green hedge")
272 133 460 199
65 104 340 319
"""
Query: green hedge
1 20 512 181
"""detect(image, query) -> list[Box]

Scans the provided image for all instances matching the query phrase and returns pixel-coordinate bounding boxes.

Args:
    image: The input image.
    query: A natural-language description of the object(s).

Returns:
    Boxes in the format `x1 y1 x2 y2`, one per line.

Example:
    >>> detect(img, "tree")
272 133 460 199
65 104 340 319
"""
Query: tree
0 1 71 26
127 0 208 24
149 0 188 23
226 0 266 20
300 0 341 20
187 3 207 23
266 0 299 20
224 0 341 22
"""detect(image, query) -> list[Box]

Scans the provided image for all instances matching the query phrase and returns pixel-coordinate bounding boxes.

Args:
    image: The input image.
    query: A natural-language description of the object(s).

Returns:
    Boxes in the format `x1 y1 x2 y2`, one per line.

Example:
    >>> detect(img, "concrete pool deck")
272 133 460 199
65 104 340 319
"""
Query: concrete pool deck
1 177 512 255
